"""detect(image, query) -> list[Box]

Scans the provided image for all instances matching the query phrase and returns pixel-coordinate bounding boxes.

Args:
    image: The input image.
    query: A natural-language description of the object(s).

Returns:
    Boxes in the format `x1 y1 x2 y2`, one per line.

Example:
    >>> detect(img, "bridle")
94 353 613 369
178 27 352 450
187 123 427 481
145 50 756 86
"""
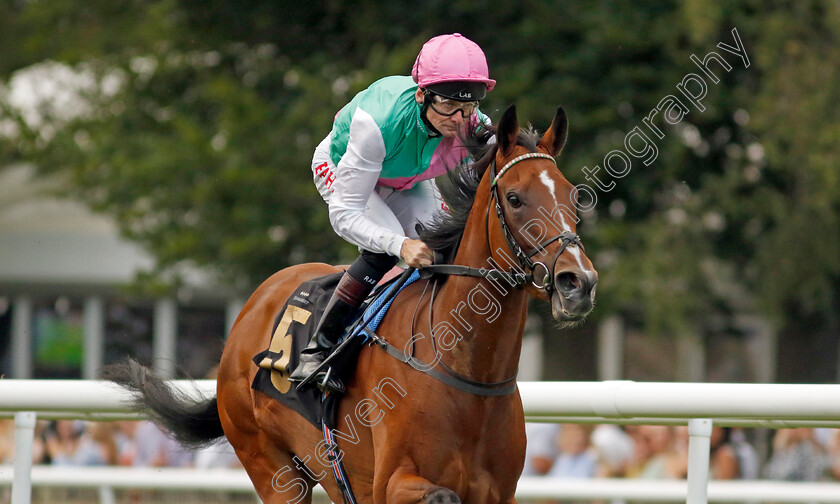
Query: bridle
422 150 584 297
488 151 584 297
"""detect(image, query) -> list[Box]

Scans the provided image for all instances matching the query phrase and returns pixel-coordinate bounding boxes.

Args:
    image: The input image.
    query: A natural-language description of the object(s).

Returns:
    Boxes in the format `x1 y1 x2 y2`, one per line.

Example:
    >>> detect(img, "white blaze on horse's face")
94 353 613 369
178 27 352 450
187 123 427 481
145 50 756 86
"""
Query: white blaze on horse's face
537 166 594 276
538 169 558 210
531 165 598 322
567 244 597 285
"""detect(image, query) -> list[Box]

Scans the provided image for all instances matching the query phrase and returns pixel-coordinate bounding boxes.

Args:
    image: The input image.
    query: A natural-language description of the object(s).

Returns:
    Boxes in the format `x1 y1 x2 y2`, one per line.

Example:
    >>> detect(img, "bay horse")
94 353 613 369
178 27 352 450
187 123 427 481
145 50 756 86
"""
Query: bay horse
105 104 597 504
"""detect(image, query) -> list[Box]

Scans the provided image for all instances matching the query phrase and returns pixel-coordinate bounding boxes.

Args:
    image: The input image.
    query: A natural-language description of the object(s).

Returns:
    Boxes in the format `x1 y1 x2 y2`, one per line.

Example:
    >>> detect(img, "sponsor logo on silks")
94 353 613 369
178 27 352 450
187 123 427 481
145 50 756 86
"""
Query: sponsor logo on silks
314 162 337 191
458 91 472 99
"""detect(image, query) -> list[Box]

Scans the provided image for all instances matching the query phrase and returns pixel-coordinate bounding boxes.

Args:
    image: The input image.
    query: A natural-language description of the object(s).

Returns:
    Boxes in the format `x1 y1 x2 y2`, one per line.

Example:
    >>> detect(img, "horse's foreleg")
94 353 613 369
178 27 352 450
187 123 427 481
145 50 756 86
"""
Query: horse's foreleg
384 470 461 504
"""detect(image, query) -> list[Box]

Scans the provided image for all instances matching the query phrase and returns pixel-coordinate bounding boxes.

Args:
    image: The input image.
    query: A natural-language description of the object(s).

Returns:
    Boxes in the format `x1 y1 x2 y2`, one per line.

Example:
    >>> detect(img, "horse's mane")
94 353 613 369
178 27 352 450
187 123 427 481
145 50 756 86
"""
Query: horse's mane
417 126 542 263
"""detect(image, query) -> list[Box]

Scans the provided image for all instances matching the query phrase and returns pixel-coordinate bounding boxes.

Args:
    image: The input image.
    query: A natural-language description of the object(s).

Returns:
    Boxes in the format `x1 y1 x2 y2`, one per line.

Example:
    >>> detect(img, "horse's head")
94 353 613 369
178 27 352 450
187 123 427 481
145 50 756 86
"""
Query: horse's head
488 105 598 323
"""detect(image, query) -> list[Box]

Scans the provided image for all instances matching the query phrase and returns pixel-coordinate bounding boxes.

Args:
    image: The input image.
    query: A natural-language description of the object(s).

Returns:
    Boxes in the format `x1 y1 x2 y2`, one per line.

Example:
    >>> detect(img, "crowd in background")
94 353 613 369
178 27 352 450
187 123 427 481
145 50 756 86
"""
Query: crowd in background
522 423 840 481
0 418 240 470
3 418 840 482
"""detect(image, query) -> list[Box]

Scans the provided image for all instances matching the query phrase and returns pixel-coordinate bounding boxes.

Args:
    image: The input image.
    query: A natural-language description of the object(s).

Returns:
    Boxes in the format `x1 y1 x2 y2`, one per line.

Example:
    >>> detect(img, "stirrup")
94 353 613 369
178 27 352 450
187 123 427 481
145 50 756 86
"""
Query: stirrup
316 367 345 395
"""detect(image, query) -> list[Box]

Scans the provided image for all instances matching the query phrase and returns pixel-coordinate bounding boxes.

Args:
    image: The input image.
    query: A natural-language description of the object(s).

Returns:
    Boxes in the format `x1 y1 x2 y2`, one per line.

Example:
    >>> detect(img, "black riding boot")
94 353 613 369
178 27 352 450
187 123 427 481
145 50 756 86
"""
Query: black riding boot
289 251 399 394
288 293 358 393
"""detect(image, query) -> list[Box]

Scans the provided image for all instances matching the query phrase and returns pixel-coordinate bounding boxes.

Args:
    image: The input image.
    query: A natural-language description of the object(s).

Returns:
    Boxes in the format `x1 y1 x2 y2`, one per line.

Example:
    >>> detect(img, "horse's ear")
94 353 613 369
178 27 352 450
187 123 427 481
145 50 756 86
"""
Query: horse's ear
498 104 519 157
539 106 568 157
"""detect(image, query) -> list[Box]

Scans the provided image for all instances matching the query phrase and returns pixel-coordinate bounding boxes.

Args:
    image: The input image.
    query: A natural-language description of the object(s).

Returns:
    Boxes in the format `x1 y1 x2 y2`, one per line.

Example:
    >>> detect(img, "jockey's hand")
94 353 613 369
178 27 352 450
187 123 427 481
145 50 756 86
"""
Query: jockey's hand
400 239 434 269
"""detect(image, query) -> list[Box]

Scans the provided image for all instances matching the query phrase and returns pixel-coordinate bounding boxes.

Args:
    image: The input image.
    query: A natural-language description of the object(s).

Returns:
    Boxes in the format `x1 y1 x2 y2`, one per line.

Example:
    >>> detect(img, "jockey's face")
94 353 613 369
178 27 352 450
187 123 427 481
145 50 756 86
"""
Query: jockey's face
415 88 470 138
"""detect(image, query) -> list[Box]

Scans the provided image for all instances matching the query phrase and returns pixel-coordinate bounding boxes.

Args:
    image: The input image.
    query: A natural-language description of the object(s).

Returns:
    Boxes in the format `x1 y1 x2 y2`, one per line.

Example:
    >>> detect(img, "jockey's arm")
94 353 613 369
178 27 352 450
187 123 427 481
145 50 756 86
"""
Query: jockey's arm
328 108 408 258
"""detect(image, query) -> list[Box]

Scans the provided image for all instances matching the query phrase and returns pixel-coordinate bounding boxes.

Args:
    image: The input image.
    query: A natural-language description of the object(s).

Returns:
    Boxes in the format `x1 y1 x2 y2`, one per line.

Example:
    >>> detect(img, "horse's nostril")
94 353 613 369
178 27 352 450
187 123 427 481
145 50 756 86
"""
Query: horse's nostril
555 272 580 293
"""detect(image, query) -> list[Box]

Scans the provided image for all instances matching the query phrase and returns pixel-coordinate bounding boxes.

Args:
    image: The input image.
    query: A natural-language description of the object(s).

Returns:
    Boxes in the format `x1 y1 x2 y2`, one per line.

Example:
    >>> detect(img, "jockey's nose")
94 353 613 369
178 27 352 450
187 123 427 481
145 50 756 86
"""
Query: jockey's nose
450 112 467 124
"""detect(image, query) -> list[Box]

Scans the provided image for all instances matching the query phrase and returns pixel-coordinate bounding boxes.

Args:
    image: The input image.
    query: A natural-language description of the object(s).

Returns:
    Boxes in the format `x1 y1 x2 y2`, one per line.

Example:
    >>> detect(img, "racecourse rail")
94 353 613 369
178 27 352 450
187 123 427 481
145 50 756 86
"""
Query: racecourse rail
3 380 840 504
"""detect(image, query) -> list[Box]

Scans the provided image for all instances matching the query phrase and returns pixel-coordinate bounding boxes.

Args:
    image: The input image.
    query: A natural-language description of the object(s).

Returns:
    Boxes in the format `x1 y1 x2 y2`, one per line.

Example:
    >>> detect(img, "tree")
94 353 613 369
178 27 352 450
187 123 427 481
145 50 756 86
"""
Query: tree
2 1 839 376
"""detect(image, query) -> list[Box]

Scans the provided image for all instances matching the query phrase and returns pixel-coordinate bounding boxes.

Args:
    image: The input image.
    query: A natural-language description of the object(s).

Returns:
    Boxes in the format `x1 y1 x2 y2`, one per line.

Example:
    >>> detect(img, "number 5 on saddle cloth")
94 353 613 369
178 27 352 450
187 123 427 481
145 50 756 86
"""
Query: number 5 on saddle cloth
251 268 419 429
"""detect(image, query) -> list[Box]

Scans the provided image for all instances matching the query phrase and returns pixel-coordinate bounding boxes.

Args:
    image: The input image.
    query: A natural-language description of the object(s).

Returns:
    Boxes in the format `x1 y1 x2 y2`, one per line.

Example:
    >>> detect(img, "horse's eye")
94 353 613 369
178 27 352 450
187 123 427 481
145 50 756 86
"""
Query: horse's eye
507 193 523 208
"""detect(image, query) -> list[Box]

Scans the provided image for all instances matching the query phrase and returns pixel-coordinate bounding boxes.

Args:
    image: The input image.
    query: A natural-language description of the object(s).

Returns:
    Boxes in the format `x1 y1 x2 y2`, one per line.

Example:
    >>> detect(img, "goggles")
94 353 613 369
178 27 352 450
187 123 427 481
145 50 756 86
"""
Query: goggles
427 94 479 118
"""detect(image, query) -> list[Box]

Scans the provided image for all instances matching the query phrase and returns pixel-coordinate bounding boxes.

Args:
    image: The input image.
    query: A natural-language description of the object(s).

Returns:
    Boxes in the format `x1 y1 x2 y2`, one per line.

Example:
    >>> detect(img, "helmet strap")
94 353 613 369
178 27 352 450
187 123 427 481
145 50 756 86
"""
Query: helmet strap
420 92 442 138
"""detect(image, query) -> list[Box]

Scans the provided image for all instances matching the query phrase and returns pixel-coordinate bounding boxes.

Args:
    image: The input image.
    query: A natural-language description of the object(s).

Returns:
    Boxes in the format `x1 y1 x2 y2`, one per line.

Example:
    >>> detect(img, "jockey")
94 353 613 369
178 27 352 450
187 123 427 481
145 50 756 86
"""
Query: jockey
290 33 495 393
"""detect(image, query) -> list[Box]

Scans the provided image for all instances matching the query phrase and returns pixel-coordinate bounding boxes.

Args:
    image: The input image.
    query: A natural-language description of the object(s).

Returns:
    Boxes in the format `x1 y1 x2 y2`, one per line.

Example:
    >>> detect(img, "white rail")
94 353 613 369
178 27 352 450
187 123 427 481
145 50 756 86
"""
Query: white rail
2 469 840 503
3 380 840 425
3 380 840 504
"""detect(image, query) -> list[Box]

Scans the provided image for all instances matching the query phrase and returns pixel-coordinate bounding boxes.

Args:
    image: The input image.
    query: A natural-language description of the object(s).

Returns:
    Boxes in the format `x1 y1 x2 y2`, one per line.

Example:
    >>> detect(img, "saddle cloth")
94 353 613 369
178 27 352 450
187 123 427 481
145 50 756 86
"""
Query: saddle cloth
251 272 342 427
250 269 420 429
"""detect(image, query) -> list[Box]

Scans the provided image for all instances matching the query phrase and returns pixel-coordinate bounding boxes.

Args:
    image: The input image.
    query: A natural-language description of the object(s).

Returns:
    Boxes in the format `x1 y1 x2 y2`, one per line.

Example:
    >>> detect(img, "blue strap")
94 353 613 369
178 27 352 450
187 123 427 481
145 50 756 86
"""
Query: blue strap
349 270 420 342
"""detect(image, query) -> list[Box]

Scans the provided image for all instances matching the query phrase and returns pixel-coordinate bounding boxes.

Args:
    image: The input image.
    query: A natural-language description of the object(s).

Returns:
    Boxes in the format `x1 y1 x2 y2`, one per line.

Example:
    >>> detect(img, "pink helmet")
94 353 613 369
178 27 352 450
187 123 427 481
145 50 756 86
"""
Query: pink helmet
412 33 496 101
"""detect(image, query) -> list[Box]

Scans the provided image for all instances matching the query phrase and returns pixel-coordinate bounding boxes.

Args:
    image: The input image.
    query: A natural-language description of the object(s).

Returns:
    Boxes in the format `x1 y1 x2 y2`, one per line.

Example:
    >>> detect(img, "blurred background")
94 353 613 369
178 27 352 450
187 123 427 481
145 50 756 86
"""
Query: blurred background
1 1 839 386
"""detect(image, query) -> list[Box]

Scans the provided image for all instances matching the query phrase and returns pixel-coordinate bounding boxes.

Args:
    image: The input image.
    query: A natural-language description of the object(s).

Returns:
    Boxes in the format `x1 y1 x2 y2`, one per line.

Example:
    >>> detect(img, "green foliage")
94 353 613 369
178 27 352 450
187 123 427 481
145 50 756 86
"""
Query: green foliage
1 0 838 338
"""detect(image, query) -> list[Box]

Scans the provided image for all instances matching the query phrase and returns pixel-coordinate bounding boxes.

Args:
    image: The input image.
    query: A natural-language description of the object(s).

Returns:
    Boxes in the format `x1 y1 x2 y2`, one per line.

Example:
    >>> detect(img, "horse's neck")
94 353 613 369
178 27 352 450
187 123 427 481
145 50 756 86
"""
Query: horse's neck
431 211 528 383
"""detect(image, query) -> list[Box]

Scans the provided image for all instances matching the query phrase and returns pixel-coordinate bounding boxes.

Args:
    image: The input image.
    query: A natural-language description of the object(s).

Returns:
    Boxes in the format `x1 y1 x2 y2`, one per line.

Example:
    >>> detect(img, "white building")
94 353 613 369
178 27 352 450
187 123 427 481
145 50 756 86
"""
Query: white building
0 164 244 380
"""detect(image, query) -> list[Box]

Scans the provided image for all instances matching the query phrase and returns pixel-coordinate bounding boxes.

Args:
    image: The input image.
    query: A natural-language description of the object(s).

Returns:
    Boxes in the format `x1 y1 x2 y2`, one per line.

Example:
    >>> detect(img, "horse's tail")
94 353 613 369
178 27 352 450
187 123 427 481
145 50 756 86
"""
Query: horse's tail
101 358 225 449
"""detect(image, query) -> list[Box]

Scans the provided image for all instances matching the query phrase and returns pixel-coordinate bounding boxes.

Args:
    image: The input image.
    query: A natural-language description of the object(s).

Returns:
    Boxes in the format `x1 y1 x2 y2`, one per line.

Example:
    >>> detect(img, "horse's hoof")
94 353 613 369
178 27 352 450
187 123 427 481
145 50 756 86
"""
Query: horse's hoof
423 487 461 504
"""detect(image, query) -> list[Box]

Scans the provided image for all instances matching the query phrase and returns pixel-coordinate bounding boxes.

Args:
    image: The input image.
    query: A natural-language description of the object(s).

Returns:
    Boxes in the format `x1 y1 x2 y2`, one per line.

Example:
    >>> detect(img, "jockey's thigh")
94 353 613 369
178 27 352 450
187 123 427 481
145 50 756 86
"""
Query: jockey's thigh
362 189 405 238
377 179 445 239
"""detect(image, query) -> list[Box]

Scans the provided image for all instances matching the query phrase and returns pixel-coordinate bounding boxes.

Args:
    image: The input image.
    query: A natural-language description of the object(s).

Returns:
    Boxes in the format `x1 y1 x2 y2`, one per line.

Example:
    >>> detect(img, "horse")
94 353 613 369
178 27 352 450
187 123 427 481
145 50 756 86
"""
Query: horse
104 104 597 504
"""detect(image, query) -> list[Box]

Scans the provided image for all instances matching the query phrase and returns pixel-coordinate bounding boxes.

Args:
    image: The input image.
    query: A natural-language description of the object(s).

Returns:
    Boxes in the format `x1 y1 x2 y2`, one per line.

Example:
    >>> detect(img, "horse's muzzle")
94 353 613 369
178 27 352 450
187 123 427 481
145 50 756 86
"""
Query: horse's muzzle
551 270 598 321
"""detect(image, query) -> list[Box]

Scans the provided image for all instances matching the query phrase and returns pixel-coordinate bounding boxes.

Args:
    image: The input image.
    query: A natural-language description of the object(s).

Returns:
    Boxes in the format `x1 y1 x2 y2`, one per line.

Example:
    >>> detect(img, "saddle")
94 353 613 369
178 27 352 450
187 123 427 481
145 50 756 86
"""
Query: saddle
251 267 416 428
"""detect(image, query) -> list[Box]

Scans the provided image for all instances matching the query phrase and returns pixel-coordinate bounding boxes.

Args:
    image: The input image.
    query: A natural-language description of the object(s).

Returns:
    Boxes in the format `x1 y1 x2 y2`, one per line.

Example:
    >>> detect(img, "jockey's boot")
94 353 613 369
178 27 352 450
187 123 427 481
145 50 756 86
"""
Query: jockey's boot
289 292 357 394
290 251 399 394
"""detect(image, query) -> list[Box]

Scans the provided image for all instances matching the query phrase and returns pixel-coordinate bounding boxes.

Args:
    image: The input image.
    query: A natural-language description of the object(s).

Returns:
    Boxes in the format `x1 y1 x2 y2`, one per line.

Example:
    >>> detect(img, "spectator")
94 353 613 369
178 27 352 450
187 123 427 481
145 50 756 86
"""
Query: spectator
547 423 598 478
625 425 684 479
69 422 119 466
194 440 242 469
591 424 634 477
624 425 652 478
728 428 760 480
114 420 139 466
132 420 194 467
763 428 829 481
0 419 13 465
31 420 50 464
708 427 740 479
44 420 120 466
44 420 83 465
828 429 840 481
522 423 559 476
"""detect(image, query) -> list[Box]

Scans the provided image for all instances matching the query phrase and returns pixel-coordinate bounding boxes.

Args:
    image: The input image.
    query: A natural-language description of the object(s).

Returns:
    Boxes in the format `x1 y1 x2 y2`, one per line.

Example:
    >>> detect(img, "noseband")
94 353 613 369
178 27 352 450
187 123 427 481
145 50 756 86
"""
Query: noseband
487 152 584 296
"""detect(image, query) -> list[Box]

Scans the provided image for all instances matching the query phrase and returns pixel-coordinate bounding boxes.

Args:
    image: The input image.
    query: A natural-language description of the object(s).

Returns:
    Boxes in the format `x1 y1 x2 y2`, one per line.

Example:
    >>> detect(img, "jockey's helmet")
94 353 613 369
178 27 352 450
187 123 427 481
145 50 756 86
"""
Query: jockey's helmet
412 33 495 101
